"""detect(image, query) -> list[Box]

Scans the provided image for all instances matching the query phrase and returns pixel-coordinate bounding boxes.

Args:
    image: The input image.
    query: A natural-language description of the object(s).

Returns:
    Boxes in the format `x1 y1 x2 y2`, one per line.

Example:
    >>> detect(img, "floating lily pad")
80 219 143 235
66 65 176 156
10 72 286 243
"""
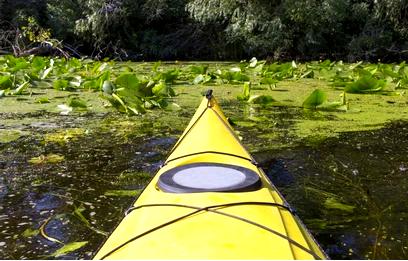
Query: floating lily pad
324 197 355 213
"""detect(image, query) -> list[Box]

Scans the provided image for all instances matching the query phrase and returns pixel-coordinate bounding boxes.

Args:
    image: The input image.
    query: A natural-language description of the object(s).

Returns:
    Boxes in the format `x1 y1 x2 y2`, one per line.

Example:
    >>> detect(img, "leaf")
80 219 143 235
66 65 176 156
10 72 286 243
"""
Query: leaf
152 81 175 97
249 57 257 68
29 154 65 164
96 71 111 90
13 82 30 95
260 77 278 87
53 79 69 90
302 89 327 109
165 102 181 111
237 82 251 101
193 74 204 85
300 70 314 79
127 104 146 115
41 66 53 80
191 65 208 75
152 61 161 72
73 204 90 226
68 98 87 109
324 197 355 213
115 73 140 90
248 95 275 105
111 93 128 113
49 241 88 257
345 76 386 93
104 190 142 197
32 56 46 71
157 69 179 83
0 75 12 89
102 80 114 94
36 97 50 104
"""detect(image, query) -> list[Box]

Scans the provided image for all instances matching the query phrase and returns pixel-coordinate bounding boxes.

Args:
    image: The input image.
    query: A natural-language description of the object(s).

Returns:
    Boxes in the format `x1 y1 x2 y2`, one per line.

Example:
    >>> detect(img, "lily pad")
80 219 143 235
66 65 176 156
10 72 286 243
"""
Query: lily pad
302 89 327 109
324 197 355 213
346 76 387 93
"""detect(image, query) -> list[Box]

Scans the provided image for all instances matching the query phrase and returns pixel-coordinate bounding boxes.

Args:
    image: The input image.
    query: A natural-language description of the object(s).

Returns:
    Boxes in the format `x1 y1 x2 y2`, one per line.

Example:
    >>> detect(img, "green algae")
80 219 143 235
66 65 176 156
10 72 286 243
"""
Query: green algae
104 190 142 197
0 130 26 143
44 128 88 144
28 154 65 164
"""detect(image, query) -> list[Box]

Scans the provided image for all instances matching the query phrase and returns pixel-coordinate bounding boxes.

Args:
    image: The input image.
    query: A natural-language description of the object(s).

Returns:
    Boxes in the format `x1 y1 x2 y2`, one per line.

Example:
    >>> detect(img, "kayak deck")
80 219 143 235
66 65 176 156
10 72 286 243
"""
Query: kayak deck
94 92 326 260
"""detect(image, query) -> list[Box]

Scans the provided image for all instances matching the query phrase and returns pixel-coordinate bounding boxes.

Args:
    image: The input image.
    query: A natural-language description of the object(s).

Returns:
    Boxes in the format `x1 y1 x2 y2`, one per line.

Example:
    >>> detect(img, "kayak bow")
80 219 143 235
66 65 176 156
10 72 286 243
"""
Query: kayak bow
94 90 326 260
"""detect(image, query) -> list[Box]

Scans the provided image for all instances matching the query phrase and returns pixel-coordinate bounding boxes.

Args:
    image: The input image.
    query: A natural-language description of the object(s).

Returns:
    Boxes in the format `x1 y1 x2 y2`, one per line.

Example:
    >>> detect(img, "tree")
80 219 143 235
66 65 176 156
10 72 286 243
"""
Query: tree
187 0 290 58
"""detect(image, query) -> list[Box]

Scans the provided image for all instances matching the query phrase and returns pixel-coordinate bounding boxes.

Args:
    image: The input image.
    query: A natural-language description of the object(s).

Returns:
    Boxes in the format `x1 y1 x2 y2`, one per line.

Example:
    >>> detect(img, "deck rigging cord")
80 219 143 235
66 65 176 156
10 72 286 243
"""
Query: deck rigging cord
162 89 259 167
100 201 322 260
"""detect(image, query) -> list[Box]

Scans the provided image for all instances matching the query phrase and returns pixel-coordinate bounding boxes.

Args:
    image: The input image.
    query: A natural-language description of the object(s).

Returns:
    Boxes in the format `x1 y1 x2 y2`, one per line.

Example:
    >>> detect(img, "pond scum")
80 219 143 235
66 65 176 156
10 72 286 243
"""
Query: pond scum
1 55 408 259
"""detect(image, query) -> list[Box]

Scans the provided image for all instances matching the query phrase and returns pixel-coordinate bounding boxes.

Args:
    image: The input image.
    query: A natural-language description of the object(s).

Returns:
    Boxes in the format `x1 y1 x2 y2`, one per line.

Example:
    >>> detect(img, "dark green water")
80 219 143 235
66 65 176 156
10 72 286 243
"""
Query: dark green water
0 104 407 259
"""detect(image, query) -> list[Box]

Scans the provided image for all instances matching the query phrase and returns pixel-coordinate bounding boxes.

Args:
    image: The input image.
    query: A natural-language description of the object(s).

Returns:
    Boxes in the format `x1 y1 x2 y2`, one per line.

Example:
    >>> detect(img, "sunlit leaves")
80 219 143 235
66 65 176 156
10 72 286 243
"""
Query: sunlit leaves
248 95 275 105
155 69 180 84
29 154 65 164
324 197 355 213
191 65 208 75
346 76 386 93
49 241 88 258
152 80 175 97
237 82 251 101
303 89 348 111
249 57 258 68
0 74 12 89
218 68 250 83
68 97 87 109
302 89 327 109
0 56 178 115
53 79 69 90
237 81 275 105
13 82 30 95
115 73 140 90
102 80 114 94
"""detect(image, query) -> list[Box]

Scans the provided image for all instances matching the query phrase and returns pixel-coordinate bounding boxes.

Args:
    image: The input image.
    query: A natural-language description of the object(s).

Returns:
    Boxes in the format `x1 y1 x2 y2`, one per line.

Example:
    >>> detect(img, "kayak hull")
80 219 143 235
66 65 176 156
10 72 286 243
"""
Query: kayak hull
94 93 326 260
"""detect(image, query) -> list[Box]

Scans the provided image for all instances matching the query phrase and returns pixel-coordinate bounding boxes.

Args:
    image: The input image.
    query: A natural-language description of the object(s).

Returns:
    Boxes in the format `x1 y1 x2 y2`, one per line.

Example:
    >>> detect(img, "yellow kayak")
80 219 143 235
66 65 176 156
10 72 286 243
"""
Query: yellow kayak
94 90 326 260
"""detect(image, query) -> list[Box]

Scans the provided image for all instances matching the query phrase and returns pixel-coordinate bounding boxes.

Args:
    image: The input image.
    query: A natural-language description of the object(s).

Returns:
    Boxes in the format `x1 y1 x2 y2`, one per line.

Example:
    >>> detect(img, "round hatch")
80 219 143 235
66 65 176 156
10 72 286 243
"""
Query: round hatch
157 163 261 193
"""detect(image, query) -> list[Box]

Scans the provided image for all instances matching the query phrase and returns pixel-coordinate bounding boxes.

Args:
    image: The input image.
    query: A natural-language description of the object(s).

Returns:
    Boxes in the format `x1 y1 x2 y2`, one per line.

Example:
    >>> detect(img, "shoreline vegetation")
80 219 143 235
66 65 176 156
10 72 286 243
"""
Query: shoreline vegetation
0 0 407 62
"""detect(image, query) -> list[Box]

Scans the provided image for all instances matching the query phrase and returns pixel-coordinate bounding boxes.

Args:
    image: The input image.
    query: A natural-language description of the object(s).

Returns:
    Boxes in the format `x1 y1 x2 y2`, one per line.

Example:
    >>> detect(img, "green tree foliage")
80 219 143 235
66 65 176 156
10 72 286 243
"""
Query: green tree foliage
0 0 406 61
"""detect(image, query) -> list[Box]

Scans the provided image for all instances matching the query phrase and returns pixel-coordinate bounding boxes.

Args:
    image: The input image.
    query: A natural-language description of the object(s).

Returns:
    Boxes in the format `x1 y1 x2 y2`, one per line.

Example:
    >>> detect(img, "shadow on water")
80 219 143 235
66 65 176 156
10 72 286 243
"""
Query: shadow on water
0 103 407 259
254 121 408 259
